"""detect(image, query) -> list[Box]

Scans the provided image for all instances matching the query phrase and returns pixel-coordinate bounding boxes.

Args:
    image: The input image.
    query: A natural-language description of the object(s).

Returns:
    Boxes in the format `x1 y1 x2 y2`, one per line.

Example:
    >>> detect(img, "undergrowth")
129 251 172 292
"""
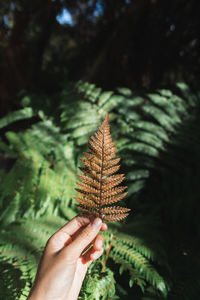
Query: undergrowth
0 80 200 299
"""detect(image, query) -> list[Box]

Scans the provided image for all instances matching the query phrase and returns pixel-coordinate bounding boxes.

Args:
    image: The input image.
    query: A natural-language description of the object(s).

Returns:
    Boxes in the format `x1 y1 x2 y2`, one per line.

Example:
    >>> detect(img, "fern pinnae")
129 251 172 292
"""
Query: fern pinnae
75 113 130 221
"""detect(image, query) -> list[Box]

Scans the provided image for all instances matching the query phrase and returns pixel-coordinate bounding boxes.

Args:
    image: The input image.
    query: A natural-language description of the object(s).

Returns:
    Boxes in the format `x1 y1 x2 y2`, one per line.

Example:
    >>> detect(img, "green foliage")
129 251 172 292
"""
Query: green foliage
79 263 116 300
60 81 123 145
0 216 65 299
0 261 25 299
0 107 34 130
0 80 200 299
102 228 168 296
0 117 78 223
58 81 199 213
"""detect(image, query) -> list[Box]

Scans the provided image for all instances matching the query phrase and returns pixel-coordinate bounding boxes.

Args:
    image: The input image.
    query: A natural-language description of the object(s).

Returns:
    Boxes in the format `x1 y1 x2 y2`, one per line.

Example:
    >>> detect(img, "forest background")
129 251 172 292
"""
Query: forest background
0 0 200 299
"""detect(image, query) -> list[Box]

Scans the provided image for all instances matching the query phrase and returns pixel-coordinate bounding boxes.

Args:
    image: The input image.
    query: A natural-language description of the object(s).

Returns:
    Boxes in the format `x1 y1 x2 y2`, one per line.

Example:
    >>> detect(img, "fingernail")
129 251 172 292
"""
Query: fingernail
91 218 102 229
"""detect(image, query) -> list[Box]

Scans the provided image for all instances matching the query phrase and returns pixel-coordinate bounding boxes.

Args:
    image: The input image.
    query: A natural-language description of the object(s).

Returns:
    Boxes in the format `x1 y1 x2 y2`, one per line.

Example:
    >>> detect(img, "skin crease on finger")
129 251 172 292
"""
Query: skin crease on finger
27 215 108 300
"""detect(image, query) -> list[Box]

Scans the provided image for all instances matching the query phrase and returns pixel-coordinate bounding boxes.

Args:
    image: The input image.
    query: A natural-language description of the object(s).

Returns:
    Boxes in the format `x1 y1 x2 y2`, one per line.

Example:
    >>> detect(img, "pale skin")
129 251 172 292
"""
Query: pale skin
27 215 107 300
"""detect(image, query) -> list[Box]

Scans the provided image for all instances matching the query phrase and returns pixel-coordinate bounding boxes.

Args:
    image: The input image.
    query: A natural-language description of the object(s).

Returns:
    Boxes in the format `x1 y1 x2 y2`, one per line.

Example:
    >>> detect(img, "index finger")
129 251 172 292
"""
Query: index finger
58 214 107 237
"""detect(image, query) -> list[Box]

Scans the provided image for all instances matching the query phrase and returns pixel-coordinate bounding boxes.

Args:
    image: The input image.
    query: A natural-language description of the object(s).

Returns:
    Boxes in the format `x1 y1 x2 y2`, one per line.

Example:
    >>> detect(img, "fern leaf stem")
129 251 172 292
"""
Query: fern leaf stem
102 239 113 271
99 130 105 218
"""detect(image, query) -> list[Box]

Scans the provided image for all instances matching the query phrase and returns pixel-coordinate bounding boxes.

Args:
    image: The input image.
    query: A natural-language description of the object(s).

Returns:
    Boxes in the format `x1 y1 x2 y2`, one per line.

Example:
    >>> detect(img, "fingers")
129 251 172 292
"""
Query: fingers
58 215 92 236
90 247 104 261
81 235 104 264
46 215 91 253
63 218 102 259
46 231 72 254
80 234 103 256
88 235 104 261
90 235 104 261
57 214 107 236
82 245 104 264
47 214 107 254
100 223 107 231
93 234 104 251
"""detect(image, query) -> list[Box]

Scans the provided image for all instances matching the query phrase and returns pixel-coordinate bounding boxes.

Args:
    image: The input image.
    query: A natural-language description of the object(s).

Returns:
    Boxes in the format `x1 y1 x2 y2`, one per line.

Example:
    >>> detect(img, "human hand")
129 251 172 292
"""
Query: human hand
27 215 107 300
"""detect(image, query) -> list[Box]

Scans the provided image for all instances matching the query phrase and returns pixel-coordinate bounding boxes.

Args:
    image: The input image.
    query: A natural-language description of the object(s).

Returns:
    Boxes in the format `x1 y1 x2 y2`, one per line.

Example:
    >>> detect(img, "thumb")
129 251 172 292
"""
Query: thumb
64 218 102 259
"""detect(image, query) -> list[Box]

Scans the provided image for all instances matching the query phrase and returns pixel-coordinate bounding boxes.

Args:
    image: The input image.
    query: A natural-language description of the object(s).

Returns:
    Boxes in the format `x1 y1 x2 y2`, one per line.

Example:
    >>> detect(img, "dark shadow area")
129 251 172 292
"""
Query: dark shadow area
135 92 200 298
0 0 200 115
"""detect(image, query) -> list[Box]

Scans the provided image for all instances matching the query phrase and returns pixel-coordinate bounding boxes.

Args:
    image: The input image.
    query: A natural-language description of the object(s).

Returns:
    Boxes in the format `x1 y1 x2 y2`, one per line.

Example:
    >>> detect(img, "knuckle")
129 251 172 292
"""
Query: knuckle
75 215 91 228
81 226 94 240
46 234 55 247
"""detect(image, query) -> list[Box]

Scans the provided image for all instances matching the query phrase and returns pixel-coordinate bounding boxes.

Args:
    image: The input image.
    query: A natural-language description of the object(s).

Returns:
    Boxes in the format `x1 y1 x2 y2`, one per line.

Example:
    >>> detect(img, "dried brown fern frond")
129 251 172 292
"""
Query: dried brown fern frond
74 113 130 221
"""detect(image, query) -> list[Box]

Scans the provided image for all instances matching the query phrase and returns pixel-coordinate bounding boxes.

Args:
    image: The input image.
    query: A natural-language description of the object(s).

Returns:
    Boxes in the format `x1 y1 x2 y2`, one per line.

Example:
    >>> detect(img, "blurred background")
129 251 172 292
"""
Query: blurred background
0 0 200 115
0 1 200 299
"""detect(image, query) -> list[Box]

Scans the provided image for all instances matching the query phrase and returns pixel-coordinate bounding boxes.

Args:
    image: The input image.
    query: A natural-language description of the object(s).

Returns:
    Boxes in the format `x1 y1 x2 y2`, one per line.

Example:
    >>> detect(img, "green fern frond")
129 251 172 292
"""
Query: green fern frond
0 121 78 222
0 260 27 299
100 227 168 297
80 264 116 300
0 215 67 298
111 244 166 294
109 253 146 291
0 107 34 130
